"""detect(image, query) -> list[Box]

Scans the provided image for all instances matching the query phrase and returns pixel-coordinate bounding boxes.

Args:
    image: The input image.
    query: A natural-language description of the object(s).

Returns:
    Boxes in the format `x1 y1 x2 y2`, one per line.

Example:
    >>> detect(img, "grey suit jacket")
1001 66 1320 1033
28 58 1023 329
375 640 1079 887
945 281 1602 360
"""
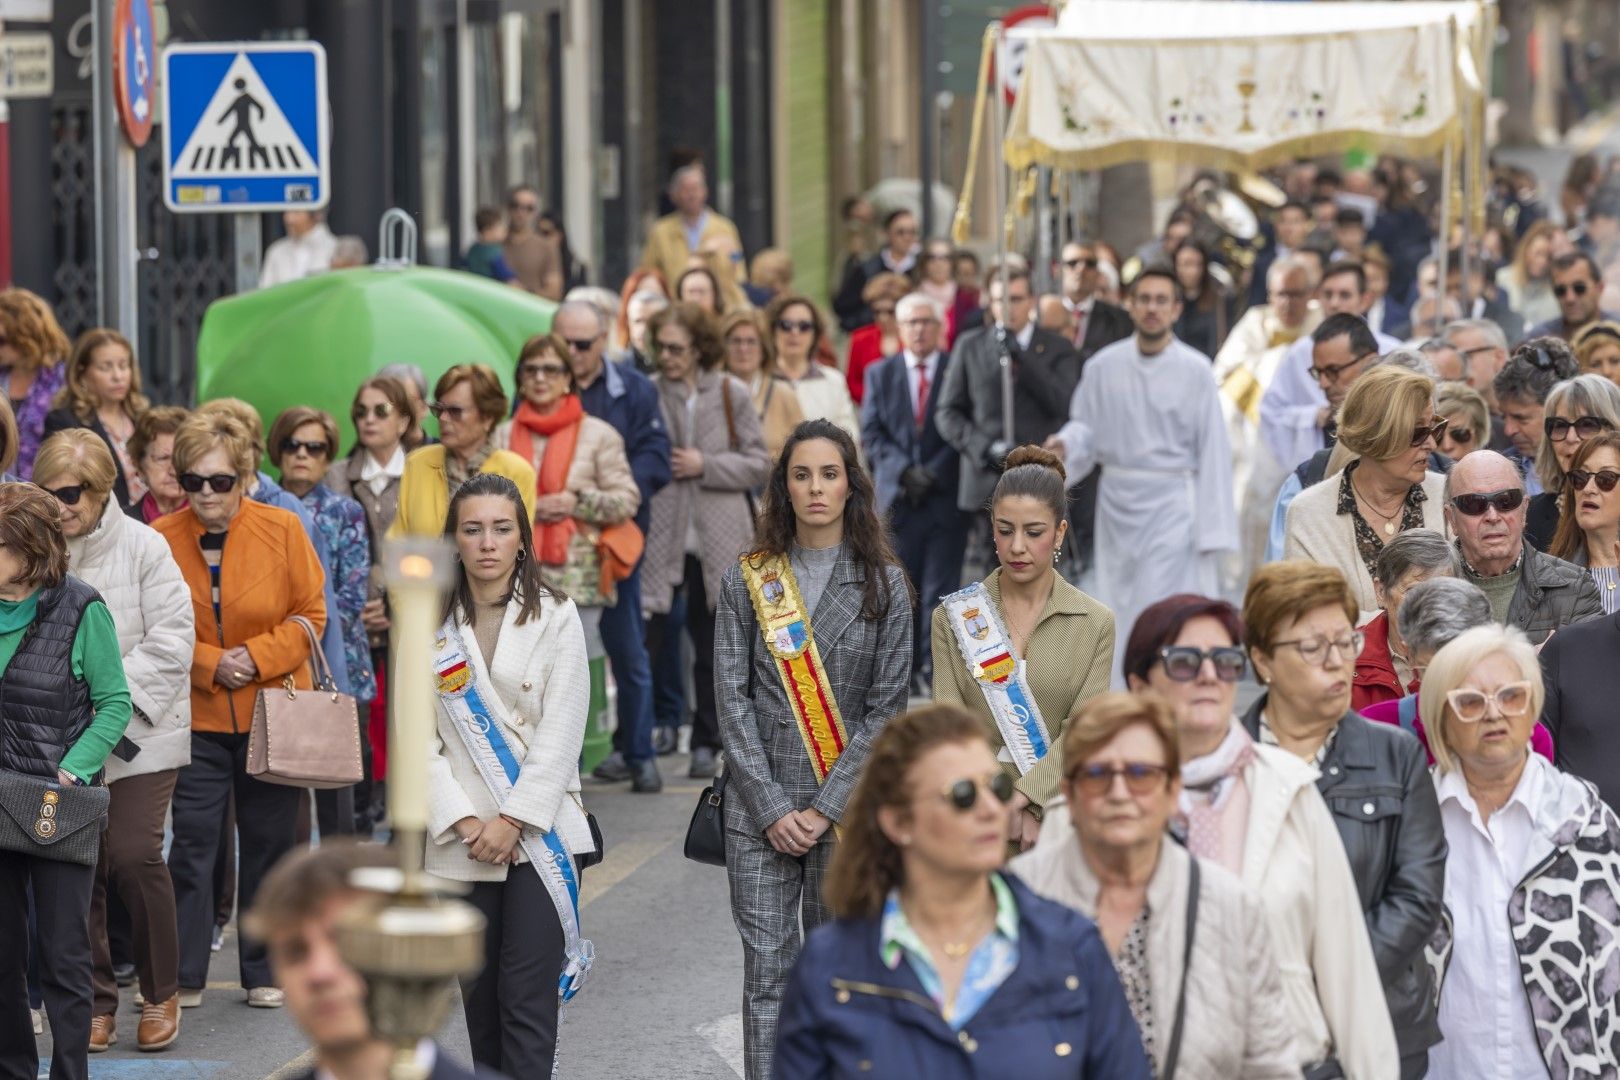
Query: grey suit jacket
935 324 1080 511
714 548 913 833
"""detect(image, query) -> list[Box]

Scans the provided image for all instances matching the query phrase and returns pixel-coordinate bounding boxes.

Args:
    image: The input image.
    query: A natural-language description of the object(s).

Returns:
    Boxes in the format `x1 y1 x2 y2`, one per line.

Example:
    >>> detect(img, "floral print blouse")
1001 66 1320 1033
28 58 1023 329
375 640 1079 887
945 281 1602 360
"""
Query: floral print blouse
13 362 65 481
302 483 377 702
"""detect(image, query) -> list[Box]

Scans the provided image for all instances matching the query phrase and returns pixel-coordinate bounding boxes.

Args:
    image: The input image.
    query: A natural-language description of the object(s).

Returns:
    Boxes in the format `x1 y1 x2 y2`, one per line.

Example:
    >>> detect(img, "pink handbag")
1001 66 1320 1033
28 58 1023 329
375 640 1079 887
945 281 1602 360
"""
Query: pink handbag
246 616 362 789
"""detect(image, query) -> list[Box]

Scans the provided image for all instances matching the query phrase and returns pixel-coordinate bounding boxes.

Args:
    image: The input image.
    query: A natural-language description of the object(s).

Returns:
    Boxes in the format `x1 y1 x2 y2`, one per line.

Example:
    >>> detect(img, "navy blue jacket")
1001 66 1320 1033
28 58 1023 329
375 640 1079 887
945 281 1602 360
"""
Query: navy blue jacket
861 349 960 515
774 875 1151 1080
578 358 672 533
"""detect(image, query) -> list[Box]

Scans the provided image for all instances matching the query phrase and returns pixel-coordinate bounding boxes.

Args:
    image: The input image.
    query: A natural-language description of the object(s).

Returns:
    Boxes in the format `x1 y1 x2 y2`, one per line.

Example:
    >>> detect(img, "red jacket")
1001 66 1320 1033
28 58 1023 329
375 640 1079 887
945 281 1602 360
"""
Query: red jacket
845 325 885 404
1352 610 1412 714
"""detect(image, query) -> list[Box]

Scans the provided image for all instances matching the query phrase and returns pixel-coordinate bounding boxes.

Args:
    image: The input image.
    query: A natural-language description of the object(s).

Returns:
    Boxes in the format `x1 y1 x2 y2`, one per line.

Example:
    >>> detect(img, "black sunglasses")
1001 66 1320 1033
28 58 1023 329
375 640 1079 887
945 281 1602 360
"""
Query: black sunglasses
178 472 239 495
41 484 83 506
563 336 599 353
351 402 395 421
1063 257 1099 270
520 362 571 381
1411 417 1449 447
1569 468 1620 493
1450 488 1525 516
776 319 815 335
1158 645 1247 682
1554 281 1591 298
428 402 467 421
940 772 1016 811
281 438 329 458
1544 415 1613 441
1446 425 1476 445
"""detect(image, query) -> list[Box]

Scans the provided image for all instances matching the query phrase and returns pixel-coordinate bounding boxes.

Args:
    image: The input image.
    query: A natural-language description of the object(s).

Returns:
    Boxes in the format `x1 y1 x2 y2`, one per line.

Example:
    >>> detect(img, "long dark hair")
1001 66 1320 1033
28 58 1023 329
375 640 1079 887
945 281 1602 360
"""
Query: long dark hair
1551 431 1620 561
748 418 906 619
442 473 562 626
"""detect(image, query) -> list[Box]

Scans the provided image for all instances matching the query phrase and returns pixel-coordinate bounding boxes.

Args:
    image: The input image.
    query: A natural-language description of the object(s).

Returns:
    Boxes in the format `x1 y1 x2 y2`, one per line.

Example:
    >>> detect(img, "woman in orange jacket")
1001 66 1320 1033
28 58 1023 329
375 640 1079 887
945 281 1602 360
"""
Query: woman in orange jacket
152 410 326 1010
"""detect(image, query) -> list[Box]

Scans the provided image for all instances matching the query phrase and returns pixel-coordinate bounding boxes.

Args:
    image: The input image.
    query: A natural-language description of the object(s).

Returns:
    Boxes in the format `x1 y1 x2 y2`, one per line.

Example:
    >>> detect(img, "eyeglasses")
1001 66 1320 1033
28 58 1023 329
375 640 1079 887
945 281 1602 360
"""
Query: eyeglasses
281 438 329 458
1158 645 1247 682
1554 281 1591 298
1068 762 1173 798
1449 488 1526 516
656 340 691 358
40 484 82 506
1445 681 1533 723
1568 468 1620 493
351 402 395 422
428 402 467 421
1063 257 1098 270
1411 417 1450 447
563 336 599 353
1270 630 1364 666
1307 351 1377 383
519 362 570 381
936 771 1016 811
1544 415 1614 441
178 472 239 495
1444 425 1476 446
776 319 815 335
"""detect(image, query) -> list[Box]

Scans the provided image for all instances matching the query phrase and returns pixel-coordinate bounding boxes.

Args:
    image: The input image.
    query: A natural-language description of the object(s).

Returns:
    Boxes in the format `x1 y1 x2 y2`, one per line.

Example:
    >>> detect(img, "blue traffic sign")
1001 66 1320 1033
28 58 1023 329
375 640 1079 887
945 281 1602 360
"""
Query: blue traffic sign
161 42 329 213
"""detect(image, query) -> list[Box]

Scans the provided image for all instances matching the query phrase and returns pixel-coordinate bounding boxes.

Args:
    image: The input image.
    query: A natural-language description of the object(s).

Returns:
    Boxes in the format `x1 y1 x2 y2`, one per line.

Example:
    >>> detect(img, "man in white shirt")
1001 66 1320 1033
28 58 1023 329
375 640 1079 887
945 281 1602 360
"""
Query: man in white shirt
259 209 337 288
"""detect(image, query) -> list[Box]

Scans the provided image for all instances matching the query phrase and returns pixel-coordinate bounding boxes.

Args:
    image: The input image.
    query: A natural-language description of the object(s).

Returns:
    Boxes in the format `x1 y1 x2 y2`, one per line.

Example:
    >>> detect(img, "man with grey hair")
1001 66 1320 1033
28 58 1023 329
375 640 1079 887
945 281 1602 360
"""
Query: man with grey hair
639 163 744 291
1358 528 1459 708
1442 449 1600 640
556 298 672 792
624 290 669 374
1438 318 1512 449
860 291 960 692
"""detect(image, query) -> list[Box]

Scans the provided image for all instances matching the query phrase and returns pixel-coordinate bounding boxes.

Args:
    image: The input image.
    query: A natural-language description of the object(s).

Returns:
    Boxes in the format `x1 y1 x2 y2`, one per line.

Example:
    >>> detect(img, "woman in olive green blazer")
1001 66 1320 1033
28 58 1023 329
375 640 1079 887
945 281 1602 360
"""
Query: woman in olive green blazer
930 446 1114 849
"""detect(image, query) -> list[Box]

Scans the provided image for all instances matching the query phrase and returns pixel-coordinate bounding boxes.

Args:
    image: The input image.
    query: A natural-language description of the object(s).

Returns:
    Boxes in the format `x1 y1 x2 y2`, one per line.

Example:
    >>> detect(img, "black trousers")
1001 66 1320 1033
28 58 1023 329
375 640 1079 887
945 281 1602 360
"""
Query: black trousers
0 850 94 1080
167 731 300 991
645 554 719 752
461 869 566 1079
891 497 968 680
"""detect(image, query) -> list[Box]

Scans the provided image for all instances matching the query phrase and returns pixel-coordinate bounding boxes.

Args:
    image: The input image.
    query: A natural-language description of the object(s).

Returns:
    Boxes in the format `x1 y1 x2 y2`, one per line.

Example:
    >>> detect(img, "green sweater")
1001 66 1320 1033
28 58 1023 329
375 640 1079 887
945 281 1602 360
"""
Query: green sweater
0 592 132 782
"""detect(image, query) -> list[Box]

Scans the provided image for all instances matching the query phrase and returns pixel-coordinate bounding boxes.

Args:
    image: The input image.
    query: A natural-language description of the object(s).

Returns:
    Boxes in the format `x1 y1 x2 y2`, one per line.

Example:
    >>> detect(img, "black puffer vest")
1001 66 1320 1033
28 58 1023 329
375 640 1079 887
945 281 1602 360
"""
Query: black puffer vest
0 576 100 778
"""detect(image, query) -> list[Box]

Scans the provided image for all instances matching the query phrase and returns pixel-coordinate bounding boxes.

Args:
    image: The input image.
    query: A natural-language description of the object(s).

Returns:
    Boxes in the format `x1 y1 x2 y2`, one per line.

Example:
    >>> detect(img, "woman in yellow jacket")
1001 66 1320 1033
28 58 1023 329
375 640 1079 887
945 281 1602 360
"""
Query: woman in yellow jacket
390 364 536 537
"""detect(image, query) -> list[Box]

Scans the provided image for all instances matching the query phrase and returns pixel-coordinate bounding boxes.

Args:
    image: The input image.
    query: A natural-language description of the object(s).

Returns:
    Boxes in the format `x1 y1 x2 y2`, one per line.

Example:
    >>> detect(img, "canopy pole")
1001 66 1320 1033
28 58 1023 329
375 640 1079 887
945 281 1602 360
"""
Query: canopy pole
1435 139 1453 336
1455 15 1472 319
991 24 1014 449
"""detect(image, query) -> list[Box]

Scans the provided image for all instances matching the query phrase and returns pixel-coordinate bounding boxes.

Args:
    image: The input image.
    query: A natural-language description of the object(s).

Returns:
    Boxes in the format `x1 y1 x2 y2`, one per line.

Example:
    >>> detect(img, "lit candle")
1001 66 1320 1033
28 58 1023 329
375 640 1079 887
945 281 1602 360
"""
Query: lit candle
384 543 454 836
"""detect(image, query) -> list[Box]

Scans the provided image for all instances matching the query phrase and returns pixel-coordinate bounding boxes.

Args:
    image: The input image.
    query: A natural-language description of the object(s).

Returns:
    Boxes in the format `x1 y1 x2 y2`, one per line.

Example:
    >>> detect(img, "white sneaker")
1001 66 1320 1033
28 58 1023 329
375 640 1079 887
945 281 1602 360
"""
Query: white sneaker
178 989 203 1009
246 987 285 1009
30 1008 42 1035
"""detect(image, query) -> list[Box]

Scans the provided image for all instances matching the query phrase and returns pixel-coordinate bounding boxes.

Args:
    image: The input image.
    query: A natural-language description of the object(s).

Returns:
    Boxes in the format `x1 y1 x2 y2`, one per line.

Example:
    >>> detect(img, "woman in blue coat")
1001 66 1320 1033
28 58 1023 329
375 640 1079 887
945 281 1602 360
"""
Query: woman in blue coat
774 703 1149 1080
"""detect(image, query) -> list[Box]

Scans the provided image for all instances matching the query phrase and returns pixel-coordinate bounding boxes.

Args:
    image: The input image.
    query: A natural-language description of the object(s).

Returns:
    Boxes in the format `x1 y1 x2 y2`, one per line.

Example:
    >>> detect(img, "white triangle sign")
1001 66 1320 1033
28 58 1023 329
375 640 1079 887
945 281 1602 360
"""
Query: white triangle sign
170 53 314 179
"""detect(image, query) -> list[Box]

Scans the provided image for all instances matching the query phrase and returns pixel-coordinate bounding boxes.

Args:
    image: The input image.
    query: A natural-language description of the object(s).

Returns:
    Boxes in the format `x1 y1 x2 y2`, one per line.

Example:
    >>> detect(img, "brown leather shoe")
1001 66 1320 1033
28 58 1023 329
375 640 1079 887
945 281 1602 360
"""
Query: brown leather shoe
89 1013 116 1052
137 996 180 1052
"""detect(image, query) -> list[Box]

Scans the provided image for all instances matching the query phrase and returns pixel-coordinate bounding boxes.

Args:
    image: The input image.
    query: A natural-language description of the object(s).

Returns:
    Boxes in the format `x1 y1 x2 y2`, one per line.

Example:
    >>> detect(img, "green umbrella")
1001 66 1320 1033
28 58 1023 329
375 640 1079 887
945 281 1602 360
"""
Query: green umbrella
195 266 557 454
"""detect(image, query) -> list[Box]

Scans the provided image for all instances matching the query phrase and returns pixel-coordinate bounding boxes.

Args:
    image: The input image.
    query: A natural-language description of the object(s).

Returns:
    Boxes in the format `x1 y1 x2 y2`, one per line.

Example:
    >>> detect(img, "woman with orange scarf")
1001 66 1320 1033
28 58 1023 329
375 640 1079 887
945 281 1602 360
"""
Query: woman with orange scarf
496 333 641 629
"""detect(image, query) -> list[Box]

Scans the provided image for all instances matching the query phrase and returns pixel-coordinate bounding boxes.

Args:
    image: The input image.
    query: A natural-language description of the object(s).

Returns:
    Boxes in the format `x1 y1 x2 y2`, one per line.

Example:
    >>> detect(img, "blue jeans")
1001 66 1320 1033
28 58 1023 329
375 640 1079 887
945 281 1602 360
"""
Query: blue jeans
652 586 687 732
601 566 657 765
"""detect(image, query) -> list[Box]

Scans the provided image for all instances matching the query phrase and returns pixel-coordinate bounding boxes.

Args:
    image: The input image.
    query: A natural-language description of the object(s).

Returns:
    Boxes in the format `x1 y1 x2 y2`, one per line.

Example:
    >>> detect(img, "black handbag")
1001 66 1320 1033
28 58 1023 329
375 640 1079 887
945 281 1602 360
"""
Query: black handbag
0 767 110 866
683 767 728 867
579 810 605 870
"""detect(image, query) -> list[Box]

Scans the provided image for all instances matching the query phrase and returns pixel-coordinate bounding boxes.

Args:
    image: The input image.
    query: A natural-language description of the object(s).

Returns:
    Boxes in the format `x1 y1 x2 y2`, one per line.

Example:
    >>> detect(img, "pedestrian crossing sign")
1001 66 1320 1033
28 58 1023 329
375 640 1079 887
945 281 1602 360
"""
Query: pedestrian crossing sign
161 42 329 213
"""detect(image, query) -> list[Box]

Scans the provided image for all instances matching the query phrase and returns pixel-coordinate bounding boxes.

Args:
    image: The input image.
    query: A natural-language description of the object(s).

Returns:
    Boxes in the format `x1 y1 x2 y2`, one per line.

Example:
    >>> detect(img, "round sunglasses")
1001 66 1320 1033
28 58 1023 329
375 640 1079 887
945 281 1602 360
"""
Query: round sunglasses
1568 468 1620 493
1158 645 1247 682
936 771 1015 812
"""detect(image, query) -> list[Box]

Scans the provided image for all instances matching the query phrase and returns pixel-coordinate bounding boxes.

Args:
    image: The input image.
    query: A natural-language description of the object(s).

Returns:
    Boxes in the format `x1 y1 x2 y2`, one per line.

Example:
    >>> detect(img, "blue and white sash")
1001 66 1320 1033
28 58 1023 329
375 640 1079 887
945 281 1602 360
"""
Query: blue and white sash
433 619 593 1002
940 582 1051 775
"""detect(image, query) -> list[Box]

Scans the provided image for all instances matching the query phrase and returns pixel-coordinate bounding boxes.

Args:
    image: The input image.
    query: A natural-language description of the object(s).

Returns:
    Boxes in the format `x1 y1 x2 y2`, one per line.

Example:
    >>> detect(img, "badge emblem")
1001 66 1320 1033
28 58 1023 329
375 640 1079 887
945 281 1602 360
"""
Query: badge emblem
34 790 58 839
962 606 990 641
761 570 785 606
436 658 470 696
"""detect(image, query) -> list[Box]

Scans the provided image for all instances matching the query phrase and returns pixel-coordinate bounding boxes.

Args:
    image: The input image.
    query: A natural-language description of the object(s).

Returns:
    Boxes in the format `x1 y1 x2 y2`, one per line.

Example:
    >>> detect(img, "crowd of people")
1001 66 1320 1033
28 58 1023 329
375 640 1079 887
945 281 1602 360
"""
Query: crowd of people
10 146 1620 1080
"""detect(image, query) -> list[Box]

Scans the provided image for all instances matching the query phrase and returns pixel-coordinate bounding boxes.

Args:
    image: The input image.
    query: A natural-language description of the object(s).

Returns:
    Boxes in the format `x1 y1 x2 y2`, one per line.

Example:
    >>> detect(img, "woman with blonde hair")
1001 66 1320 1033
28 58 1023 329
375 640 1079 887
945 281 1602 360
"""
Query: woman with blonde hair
774 704 1149 1078
36 429 193 1052
1496 220 1560 327
720 309 803 461
1434 381 1490 463
765 293 860 444
1422 623 1620 1078
0 287 70 479
1284 363 1448 615
1572 321 1620 386
45 328 152 510
1525 373 1620 550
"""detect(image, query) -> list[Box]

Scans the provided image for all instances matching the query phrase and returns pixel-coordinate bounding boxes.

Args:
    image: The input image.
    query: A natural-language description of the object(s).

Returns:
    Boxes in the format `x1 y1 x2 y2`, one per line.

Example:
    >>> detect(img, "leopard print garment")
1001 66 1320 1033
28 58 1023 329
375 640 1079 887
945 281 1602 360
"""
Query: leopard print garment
1428 778 1620 1079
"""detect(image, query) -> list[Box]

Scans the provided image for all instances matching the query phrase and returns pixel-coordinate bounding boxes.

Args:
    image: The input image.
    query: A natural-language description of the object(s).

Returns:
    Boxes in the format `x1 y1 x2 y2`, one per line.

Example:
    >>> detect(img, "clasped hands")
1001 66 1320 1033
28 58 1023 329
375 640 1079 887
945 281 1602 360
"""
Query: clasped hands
453 814 523 865
213 646 259 691
766 807 831 857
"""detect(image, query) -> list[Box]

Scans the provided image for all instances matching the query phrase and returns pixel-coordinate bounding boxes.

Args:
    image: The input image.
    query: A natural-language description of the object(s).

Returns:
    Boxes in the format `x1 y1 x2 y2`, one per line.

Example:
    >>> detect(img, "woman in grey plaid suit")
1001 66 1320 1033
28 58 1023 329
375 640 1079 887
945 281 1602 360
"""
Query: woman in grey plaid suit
714 419 913 1080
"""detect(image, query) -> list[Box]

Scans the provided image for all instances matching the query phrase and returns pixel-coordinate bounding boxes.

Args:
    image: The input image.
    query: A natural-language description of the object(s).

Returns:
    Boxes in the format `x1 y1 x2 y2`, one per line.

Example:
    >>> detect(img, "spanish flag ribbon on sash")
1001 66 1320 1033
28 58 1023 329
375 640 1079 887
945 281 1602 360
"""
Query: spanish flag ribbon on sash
740 552 848 782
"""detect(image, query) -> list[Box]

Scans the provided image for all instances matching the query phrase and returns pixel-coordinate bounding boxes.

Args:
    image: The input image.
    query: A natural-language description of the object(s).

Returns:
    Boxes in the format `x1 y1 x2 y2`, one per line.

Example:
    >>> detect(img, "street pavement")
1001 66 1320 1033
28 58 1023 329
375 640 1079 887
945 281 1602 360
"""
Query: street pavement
37 755 746 1080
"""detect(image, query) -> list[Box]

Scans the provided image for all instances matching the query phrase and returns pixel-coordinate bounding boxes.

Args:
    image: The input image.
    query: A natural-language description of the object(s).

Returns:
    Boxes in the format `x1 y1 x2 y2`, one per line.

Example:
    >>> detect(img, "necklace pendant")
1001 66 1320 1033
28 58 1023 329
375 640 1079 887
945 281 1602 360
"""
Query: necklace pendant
1383 522 1396 537
941 941 970 959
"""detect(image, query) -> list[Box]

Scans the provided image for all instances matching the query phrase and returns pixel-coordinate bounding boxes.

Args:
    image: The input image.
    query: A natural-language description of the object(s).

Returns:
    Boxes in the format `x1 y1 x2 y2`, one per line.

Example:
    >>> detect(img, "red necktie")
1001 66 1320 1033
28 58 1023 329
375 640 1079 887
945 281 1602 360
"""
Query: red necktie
1073 308 1087 347
914 361 929 429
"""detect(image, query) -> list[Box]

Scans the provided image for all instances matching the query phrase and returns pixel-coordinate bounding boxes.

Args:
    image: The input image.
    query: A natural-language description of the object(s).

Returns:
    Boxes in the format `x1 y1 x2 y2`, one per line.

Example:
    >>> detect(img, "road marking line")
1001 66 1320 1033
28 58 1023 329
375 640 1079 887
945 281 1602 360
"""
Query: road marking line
1575 109 1620 155
695 1012 745 1078
581 834 677 907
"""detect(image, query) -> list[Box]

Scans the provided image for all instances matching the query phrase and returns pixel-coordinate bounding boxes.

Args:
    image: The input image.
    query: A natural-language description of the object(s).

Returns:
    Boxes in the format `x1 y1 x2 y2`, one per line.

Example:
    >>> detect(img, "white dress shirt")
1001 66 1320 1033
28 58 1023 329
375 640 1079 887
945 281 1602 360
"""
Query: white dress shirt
1429 753 1553 1078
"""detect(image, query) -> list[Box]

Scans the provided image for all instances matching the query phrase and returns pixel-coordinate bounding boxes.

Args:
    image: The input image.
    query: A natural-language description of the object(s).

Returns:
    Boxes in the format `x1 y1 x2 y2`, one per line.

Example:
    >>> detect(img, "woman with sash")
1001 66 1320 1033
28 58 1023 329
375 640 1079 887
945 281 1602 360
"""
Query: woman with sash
424 472 596 1078
714 417 912 1080
931 445 1115 851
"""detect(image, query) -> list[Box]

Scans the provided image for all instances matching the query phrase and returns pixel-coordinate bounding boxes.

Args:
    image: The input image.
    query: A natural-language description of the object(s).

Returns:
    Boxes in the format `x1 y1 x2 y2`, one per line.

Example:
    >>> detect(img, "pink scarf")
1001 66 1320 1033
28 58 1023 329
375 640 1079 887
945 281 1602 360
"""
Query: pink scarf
1178 720 1256 876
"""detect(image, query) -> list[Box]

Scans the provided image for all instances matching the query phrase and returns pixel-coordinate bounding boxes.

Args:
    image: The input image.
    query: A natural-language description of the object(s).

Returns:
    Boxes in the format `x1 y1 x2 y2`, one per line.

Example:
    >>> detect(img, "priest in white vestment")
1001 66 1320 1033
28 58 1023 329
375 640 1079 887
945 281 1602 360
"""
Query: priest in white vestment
1048 268 1237 682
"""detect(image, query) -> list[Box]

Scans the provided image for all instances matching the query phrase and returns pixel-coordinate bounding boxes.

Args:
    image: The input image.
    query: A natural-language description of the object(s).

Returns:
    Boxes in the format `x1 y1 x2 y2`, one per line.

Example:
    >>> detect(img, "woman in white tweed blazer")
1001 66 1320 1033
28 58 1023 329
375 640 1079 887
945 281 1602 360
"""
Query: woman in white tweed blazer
424 472 594 1080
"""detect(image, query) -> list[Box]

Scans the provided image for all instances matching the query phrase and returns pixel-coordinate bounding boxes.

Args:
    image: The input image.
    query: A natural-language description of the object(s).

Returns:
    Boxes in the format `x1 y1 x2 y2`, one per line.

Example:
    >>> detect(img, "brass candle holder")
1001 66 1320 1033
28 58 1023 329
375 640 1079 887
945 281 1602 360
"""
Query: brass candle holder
335 538 486 1080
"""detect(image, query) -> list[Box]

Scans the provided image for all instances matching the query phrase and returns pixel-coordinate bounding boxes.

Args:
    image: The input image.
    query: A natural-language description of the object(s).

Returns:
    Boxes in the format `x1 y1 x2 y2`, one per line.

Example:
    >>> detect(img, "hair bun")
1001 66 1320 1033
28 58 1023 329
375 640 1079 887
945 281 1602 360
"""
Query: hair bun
1002 444 1066 483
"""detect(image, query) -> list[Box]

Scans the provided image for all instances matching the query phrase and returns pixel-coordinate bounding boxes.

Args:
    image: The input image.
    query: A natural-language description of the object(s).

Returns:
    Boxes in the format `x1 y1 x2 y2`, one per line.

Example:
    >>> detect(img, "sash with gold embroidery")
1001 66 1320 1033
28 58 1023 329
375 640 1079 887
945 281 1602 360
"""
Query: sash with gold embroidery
740 552 848 782
941 582 1050 775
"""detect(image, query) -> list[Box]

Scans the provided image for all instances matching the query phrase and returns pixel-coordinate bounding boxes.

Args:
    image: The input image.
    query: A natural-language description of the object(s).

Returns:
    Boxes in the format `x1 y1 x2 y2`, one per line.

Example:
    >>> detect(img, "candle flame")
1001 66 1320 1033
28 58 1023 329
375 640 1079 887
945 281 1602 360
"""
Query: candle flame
398 554 435 579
